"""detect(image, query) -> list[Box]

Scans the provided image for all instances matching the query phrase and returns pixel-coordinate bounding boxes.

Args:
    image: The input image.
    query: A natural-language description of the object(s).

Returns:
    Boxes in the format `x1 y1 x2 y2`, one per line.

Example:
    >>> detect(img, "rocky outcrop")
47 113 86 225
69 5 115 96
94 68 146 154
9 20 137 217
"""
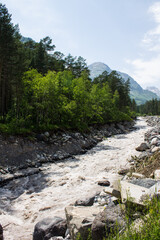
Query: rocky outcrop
97 180 110 187
135 143 149 152
74 193 98 207
91 204 125 240
33 217 67 240
65 205 104 240
0 121 134 186
135 116 160 154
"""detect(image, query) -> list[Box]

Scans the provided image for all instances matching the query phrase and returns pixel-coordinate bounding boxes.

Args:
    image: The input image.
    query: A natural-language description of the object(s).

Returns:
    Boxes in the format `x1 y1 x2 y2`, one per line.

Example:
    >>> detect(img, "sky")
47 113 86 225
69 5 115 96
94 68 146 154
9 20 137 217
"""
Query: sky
3 0 160 89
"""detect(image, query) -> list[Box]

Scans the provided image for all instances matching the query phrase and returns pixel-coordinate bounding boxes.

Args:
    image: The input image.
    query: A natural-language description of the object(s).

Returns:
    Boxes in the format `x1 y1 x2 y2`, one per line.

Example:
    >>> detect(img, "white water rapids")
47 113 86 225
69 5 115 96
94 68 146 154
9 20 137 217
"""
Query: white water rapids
0 118 150 239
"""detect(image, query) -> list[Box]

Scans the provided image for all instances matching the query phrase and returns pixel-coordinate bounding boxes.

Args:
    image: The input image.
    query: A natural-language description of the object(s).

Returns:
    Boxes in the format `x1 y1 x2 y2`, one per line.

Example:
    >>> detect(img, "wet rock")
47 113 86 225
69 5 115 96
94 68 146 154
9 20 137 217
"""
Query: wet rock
75 194 96 207
136 142 149 151
33 217 67 240
118 168 130 175
91 204 125 240
97 180 110 186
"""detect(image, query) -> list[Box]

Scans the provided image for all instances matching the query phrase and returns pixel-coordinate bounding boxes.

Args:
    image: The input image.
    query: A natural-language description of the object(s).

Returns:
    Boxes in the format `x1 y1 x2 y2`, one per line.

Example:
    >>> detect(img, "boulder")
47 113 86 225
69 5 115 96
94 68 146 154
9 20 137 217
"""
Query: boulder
33 217 67 240
65 205 104 240
118 168 130 175
135 143 149 152
91 204 125 240
103 187 121 199
97 180 110 187
121 179 160 205
75 194 96 207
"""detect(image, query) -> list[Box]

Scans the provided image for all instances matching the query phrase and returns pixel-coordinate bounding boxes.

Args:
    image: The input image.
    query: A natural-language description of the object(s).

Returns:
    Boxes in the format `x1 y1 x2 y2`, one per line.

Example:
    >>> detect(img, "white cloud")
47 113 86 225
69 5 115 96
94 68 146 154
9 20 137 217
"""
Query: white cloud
127 55 160 88
142 2 160 52
149 2 160 23
126 2 160 89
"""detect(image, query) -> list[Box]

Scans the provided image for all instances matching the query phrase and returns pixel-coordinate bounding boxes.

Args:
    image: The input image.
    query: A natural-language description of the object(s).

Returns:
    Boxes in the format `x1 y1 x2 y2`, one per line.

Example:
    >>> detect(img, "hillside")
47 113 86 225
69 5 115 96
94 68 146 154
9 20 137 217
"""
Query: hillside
146 86 160 97
88 62 158 105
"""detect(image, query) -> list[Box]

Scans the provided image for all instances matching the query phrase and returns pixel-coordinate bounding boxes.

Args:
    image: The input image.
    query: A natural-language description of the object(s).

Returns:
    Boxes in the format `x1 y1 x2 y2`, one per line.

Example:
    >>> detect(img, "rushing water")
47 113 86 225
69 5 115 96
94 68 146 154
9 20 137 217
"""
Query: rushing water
0 118 150 240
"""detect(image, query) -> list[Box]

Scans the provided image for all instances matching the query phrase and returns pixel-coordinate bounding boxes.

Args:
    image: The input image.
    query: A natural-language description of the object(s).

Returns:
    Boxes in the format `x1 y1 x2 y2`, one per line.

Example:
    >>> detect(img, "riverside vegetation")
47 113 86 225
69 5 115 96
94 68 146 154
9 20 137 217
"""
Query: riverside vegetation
0 3 136 135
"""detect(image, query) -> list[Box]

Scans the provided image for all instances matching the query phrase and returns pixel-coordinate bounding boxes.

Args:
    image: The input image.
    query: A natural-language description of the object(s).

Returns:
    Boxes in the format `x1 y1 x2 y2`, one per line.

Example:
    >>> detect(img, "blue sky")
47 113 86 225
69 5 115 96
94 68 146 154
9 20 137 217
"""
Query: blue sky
4 0 160 89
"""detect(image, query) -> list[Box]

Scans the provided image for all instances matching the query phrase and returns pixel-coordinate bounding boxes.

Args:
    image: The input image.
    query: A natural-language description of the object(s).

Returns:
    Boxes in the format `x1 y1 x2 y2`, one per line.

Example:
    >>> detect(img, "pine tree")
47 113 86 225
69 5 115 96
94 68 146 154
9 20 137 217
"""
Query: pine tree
0 3 15 118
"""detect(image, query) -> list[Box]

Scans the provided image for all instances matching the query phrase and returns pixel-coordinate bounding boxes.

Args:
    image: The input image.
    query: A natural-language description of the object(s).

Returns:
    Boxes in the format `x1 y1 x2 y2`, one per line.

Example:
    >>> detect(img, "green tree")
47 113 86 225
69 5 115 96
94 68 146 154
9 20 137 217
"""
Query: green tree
0 3 15 118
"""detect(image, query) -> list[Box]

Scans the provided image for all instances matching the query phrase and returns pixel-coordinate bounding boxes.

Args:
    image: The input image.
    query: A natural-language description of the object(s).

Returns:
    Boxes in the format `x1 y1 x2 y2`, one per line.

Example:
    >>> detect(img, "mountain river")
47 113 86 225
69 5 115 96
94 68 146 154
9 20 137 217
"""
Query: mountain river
0 117 151 239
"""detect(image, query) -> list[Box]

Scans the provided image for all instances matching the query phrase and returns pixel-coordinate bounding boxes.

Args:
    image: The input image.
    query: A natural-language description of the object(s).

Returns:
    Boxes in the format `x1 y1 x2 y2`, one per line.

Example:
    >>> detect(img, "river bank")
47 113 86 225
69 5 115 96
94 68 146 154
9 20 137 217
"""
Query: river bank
0 118 151 239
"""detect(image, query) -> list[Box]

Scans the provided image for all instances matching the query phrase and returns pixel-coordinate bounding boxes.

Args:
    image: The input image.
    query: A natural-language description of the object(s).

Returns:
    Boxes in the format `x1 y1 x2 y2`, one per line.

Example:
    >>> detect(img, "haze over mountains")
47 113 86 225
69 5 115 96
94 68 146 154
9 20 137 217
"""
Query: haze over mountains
89 62 159 105
146 86 160 98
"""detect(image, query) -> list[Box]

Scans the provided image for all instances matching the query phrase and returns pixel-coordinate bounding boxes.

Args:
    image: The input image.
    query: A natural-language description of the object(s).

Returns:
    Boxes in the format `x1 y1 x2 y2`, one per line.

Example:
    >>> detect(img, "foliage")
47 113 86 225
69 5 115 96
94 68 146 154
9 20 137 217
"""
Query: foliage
76 196 160 240
137 98 160 115
0 4 134 134
110 196 160 240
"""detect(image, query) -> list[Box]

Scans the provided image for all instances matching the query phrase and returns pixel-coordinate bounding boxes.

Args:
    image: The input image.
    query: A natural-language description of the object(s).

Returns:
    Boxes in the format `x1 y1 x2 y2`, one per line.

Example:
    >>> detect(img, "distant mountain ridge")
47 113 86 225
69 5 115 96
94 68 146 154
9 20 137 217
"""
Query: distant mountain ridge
88 62 158 105
21 36 33 43
146 86 160 97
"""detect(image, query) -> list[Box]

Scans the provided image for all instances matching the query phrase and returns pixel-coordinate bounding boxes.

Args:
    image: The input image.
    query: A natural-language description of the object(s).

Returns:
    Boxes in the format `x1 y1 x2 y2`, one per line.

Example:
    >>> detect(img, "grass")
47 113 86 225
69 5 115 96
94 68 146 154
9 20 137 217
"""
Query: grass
111 195 160 240
76 194 160 240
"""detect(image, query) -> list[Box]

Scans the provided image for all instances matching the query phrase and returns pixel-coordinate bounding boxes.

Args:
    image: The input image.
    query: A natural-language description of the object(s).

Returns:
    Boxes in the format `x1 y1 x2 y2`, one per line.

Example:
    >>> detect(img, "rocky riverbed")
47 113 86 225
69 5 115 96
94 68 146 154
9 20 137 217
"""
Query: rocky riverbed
0 118 151 239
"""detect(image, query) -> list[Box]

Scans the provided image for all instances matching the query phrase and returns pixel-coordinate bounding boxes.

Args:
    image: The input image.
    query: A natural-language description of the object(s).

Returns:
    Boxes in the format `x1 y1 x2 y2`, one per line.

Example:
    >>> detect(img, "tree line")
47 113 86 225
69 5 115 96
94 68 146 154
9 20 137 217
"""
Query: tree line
137 98 160 115
0 3 135 134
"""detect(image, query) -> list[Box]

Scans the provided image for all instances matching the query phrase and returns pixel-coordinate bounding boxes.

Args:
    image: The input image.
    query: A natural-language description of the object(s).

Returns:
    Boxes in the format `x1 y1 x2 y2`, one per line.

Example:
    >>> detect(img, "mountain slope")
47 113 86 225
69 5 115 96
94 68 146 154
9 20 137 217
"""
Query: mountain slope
21 36 34 43
88 62 158 105
146 86 160 97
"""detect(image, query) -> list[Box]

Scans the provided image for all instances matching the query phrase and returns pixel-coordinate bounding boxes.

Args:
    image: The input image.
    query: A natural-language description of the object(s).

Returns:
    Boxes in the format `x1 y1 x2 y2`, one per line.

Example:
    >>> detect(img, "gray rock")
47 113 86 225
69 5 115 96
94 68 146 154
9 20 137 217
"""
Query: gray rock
97 180 110 186
65 205 104 240
118 168 130 175
36 134 45 141
44 132 50 137
33 217 67 240
116 124 126 132
91 204 125 240
136 142 149 151
75 194 96 207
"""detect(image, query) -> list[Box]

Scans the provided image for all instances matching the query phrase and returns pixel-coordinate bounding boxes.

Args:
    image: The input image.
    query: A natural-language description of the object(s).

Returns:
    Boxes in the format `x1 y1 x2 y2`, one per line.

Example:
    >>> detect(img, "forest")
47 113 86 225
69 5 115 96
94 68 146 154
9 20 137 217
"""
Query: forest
137 98 160 115
0 3 136 134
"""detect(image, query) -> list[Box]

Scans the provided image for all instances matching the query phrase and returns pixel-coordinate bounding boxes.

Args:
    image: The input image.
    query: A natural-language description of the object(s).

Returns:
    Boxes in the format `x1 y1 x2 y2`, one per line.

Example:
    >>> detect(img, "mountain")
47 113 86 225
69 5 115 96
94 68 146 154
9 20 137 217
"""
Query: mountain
88 62 158 105
89 62 112 79
146 86 160 97
21 36 33 43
